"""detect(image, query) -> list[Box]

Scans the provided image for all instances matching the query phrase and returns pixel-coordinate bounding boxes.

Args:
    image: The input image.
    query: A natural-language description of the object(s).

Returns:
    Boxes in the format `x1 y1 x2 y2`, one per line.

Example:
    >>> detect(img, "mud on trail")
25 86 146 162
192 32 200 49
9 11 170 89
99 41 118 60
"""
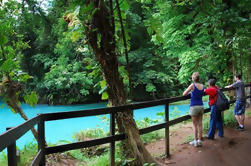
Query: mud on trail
146 108 251 166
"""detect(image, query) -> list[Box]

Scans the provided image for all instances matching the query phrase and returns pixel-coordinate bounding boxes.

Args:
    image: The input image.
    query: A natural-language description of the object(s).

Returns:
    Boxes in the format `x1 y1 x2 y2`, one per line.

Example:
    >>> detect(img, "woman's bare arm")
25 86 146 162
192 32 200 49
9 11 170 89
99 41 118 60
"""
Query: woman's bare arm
183 84 193 96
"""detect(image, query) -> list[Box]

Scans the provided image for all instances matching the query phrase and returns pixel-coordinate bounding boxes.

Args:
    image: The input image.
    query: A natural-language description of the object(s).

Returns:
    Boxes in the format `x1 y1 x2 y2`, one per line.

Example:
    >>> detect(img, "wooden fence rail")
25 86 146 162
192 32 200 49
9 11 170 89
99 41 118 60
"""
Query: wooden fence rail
0 84 250 166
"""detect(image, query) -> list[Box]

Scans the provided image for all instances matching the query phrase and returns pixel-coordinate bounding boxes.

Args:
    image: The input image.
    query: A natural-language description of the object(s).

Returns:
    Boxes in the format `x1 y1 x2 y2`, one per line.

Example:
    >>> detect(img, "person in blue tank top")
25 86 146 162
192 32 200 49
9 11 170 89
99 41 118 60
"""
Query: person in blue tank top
183 72 204 147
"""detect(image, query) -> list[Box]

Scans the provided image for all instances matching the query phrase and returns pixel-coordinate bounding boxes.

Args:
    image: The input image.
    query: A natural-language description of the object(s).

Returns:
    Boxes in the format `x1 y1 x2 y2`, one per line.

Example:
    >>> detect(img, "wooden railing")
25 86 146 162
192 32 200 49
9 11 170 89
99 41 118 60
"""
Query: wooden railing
0 84 250 166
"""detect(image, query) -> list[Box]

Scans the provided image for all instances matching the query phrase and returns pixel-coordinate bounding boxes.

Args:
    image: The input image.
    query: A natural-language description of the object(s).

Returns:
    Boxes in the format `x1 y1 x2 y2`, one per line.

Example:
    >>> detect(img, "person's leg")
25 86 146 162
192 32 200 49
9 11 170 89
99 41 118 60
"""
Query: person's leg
235 115 241 126
216 111 224 137
239 101 246 127
234 100 244 126
198 115 203 140
192 116 198 140
197 114 203 146
208 105 216 139
189 116 198 146
235 100 246 129
239 114 245 128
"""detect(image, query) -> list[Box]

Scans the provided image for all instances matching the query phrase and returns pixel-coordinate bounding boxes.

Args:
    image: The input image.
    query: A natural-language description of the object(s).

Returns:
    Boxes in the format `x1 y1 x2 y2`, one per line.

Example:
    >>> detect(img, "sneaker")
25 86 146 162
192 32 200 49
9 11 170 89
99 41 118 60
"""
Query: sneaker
236 126 244 131
189 140 198 147
197 140 202 146
206 136 214 140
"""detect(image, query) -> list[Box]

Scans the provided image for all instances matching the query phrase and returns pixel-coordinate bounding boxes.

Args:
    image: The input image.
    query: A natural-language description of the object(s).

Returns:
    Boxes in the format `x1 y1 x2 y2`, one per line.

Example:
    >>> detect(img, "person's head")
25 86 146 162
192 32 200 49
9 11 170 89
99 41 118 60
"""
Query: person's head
208 78 216 86
192 72 200 83
234 74 241 81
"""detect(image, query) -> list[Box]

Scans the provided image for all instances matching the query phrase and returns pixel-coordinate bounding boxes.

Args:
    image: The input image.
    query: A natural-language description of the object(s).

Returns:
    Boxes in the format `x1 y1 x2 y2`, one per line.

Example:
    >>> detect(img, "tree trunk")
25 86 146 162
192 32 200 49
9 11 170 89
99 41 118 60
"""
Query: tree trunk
84 0 159 165
1 45 39 143
6 82 39 142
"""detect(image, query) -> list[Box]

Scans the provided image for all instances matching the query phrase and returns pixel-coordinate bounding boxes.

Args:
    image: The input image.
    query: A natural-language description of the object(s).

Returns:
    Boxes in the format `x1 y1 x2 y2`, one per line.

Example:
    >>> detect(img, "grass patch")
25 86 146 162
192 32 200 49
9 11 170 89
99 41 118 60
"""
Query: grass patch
0 142 38 166
182 135 193 144
223 107 237 127
140 129 165 144
202 113 210 133
245 108 251 117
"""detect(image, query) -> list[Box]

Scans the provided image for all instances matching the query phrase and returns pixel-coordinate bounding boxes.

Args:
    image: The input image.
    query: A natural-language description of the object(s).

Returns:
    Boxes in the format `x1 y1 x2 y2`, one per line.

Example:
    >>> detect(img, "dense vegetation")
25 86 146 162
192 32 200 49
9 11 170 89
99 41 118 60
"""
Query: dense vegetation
1 0 250 105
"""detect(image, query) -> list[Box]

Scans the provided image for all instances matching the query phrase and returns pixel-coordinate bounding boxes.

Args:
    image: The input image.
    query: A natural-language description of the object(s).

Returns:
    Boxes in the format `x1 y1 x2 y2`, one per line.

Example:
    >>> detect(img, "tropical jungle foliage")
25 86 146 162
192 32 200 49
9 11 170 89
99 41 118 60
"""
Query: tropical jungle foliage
1 0 250 105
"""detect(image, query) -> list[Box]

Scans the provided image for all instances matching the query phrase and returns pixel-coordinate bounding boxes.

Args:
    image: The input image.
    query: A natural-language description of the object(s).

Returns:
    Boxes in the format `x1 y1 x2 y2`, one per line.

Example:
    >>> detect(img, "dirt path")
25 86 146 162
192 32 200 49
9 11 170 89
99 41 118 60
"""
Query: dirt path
146 108 251 166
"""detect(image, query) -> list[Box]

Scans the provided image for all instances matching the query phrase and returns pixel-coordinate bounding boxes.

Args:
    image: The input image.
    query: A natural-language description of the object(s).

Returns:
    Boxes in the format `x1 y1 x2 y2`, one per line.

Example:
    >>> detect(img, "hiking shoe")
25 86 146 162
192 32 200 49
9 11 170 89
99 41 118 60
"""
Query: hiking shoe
197 140 202 146
236 126 244 131
206 136 214 140
189 140 198 147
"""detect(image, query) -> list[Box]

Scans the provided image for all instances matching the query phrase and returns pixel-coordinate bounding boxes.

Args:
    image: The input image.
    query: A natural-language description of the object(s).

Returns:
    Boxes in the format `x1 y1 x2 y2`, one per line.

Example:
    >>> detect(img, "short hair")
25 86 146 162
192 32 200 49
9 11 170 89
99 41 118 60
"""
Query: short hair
235 74 242 79
192 72 200 82
208 79 216 86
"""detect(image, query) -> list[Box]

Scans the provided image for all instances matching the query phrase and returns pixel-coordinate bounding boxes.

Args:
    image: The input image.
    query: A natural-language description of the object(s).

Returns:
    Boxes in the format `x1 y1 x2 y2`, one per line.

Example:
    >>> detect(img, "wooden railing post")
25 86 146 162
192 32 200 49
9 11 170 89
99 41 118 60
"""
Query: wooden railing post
38 115 46 166
110 112 115 166
222 91 225 124
165 103 170 157
6 127 17 166
249 85 251 105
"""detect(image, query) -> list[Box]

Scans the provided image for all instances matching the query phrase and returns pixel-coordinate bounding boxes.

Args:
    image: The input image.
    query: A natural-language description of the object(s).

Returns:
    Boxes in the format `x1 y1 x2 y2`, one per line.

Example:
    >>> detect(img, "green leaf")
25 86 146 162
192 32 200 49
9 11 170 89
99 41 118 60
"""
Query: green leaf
24 91 38 107
156 112 164 117
0 35 8 45
100 80 106 88
1 59 16 72
71 31 81 42
99 85 107 94
18 73 32 82
101 91 108 100
146 83 156 92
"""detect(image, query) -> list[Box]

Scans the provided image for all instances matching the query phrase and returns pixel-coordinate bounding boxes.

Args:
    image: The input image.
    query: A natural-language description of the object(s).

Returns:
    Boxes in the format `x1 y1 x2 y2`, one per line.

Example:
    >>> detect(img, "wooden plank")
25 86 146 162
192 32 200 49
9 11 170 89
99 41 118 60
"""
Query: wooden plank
169 115 191 126
30 150 42 166
38 118 45 166
46 136 114 154
139 122 168 135
43 108 113 121
46 133 128 155
0 116 40 152
165 103 170 156
7 142 17 166
6 127 17 166
110 113 115 166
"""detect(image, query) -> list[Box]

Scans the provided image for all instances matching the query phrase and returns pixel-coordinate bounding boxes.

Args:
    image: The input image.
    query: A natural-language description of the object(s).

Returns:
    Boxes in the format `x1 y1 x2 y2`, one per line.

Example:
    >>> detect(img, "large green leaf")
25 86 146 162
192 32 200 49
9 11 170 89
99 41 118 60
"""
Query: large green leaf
24 91 38 107
1 59 16 72
101 91 108 100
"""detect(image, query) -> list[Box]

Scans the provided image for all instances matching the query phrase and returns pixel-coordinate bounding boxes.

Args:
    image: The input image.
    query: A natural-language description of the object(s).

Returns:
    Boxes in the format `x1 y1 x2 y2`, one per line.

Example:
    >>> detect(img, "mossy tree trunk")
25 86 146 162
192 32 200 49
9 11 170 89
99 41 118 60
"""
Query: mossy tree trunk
0 45 39 143
83 0 159 165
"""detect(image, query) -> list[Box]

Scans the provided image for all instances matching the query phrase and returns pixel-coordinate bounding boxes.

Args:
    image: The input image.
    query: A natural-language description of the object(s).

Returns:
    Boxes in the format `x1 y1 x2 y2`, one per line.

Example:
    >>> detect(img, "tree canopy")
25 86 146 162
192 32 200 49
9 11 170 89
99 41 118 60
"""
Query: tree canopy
2 0 250 105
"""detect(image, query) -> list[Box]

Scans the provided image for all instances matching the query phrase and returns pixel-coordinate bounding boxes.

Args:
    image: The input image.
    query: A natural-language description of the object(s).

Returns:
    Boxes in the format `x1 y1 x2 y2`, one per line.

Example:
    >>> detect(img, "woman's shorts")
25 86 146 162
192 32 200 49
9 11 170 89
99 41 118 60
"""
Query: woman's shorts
189 106 204 116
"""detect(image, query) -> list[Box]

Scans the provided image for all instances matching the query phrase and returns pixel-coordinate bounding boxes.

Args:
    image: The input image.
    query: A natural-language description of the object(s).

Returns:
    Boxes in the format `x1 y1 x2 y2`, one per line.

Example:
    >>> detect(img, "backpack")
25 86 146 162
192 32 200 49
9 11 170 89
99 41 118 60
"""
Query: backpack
215 90 230 111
